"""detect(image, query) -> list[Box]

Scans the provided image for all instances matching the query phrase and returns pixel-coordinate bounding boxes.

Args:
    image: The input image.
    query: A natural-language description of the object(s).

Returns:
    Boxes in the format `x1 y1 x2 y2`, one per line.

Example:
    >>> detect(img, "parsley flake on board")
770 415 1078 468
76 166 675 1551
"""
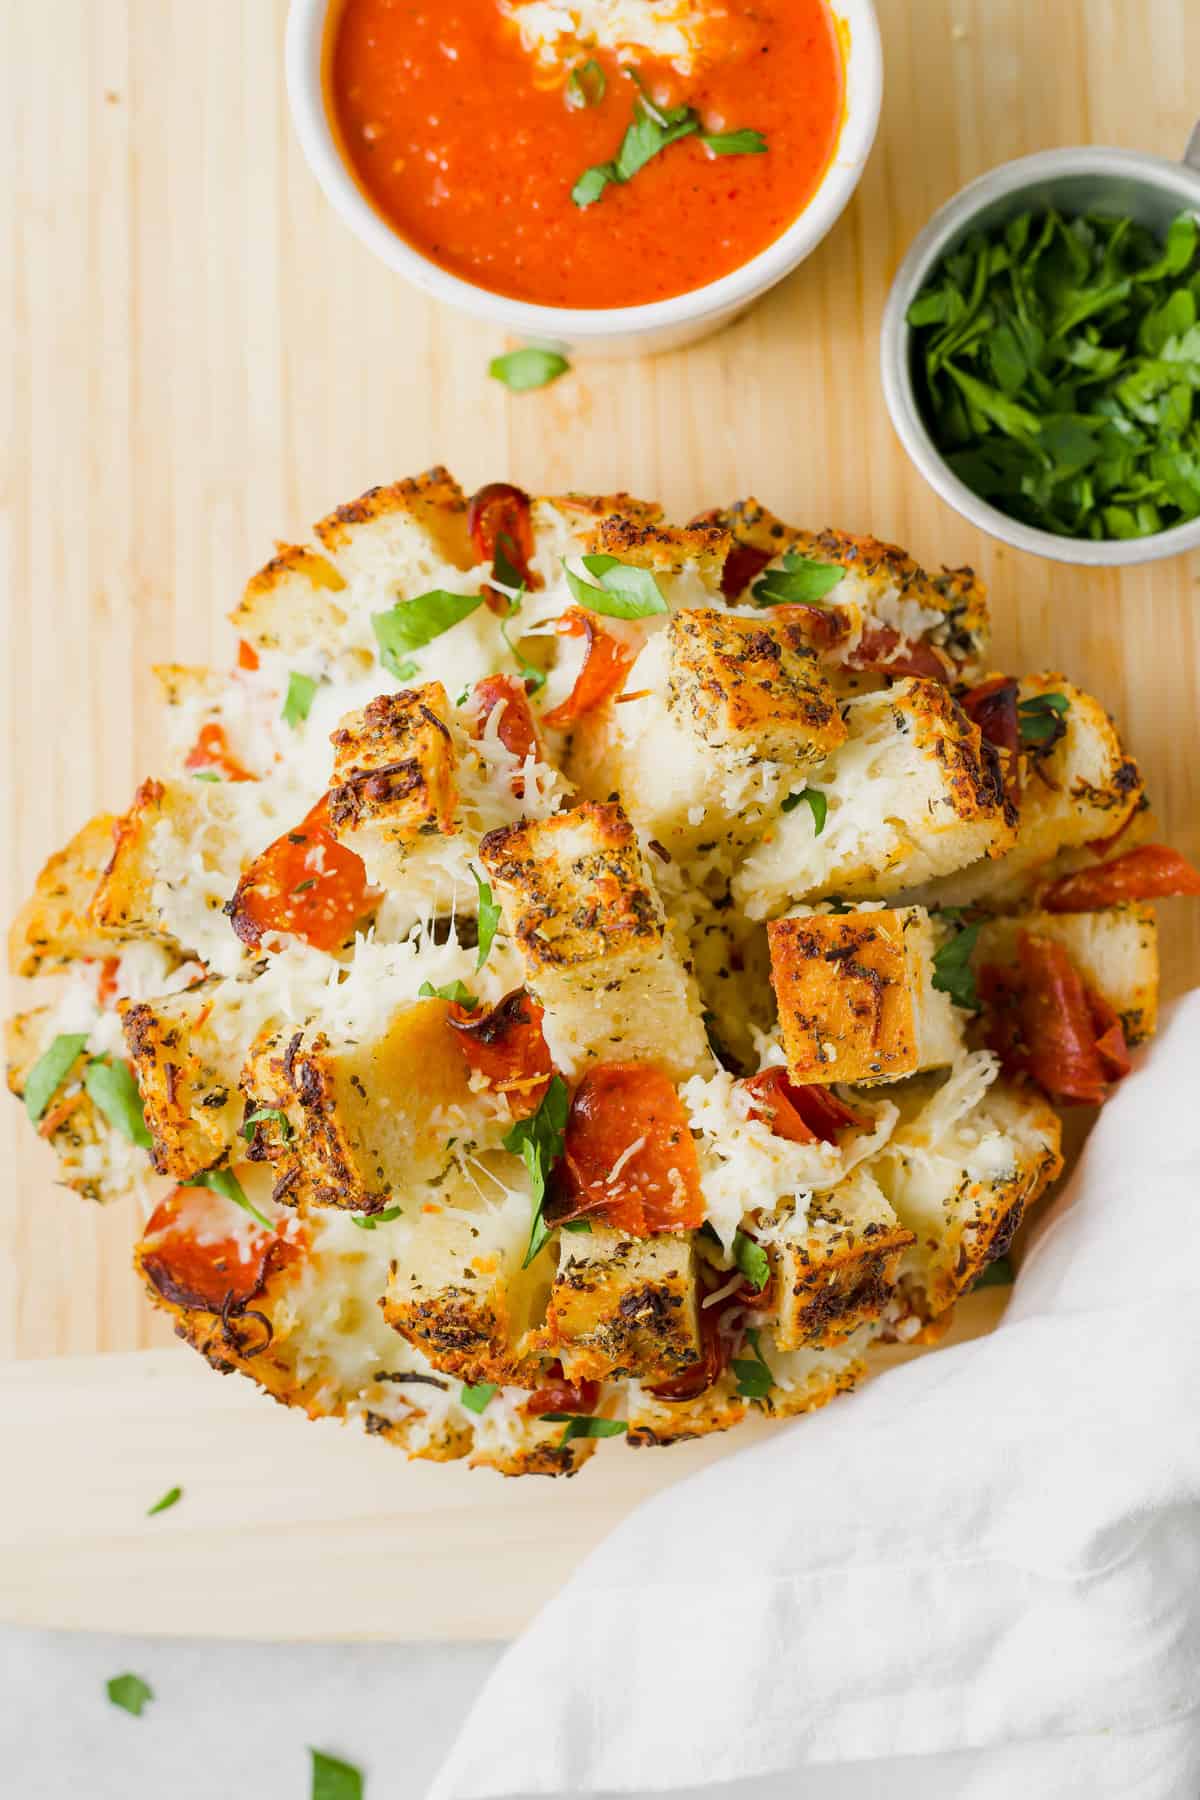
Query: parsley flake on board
371 590 483 678
282 670 318 728
731 1230 770 1293
107 1673 153 1717
731 1327 774 1400
572 81 765 209
310 1747 365 1800
471 866 502 971
752 552 846 605
503 1073 570 1266
930 918 983 1012
906 209 1200 540
540 1414 628 1449
23 1031 88 1123
489 348 570 392
83 1056 153 1149
191 1165 275 1232
350 1205 403 1231
563 552 668 619
146 1486 182 1517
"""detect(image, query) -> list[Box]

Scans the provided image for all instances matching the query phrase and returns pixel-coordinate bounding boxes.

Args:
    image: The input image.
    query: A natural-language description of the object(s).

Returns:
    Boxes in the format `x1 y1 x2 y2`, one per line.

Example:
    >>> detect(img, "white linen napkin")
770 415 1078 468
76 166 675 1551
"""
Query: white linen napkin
431 991 1200 1800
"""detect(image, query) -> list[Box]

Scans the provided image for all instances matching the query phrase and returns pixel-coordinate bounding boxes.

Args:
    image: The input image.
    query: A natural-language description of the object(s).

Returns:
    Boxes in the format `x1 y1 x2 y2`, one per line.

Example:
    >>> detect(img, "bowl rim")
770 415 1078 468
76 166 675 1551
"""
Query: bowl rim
880 144 1200 567
285 0 884 343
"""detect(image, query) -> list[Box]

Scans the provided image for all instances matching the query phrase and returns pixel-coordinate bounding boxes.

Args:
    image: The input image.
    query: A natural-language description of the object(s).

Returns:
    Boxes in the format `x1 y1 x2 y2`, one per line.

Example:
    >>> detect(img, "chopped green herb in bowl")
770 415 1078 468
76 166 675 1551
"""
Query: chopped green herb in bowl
906 208 1200 543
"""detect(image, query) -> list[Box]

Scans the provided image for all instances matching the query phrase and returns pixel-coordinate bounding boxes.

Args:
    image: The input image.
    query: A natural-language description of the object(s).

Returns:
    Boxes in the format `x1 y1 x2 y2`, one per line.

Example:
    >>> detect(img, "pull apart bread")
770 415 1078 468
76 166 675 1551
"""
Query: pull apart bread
8 473 1199 1476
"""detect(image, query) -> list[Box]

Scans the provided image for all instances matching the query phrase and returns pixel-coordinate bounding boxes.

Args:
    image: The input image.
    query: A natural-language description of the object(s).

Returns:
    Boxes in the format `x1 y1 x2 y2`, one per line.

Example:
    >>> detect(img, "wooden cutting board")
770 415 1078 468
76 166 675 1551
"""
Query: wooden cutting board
1 0 1197 1639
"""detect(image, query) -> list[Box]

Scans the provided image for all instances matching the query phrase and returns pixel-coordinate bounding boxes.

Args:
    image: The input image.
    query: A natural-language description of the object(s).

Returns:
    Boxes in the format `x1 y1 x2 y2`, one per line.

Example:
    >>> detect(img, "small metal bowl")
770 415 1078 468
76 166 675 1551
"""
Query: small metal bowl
880 127 1200 566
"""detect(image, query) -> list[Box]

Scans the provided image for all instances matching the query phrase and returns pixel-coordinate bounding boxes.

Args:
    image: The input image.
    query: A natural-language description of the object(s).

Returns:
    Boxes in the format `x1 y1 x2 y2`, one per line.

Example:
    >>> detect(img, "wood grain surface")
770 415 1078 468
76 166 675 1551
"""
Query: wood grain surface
1 0 1197 1637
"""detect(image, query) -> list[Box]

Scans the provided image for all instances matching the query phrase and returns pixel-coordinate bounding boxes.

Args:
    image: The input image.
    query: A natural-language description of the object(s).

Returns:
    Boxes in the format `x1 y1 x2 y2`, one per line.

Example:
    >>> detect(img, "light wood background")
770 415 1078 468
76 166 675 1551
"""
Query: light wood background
1 0 1197 1636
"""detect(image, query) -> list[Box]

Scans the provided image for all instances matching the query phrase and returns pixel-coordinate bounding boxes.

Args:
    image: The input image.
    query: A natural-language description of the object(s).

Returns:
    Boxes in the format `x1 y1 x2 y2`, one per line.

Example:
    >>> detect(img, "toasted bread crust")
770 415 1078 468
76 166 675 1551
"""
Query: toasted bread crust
769 910 920 1084
9 813 124 975
328 685 458 850
667 609 845 762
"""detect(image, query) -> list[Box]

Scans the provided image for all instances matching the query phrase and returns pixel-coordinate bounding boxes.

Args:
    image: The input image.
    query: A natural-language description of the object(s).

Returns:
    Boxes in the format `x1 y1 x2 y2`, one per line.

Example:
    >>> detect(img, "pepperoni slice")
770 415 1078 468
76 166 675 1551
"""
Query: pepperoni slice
1041 845 1200 913
228 795 376 954
740 1068 865 1144
960 675 1021 801
447 988 553 1116
848 624 953 684
719 543 772 599
541 608 637 729
139 1183 298 1315
470 674 540 796
184 722 255 783
551 1062 705 1235
524 1362 600 1418
980 932 1118 1106
468 481 536 611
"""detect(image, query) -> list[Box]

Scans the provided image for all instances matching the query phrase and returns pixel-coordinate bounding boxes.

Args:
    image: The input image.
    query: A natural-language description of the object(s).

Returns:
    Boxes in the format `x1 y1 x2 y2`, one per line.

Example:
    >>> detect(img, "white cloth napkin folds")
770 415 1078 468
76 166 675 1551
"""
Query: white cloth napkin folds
432 991 1200 1800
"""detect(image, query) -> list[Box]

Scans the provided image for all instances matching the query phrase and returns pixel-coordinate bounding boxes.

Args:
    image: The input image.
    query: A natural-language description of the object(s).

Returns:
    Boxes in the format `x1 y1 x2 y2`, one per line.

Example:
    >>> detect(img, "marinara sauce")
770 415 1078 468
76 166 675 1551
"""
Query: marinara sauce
327 0 844 309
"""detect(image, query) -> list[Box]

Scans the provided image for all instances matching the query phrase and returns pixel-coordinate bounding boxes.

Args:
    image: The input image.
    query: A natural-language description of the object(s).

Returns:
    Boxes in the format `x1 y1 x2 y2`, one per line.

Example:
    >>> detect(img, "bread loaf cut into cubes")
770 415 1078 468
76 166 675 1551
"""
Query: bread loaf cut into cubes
768 906 964 1086
313 467 474 614
767 1167 914 1349
479 800 712 1080
326 684 458 889
734 678 1016 918
536 1225 703 1384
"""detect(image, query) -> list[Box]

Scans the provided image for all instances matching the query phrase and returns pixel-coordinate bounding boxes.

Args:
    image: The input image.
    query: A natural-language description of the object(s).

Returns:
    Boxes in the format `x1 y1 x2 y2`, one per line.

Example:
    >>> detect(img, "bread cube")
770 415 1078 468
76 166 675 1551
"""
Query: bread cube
240 998 479 1212
749 1327 875 1419
383 1171 554 1385
972 903 1158 1044
625 1375 747 1446
9 812 124 976
467 1399 599 1477
699 498 990 680
326 685 458 889
910 677 1144 910
478 801 711 1080
734 678 1016 919
122 973 289 1179
228 542 353 668
537 1226 703 1384
313 467 473 611
768 906 964 1086
871 1061 1063 1321
6 1007 155 1205
570 612 846 860
768 1168 914 1349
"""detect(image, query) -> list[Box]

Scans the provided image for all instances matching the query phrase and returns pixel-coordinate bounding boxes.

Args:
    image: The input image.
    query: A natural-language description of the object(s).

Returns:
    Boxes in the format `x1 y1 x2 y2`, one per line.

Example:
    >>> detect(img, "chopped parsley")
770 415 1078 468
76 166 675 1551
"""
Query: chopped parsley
906 208 1200 540
973 1254 1016 1290
752 552 846 605
731 1230 770 1293
350 1205 402 1231
191 1165 275 1232
83 1056 153 1149
731 1327 774 1400
107 1673 153 1717
930 917 983 1011
489 348 570 392
418 979 479 1008
565 58 606 110
282 671 318 728
563 552 668 619
242 1106 291 1141
371 590 483 678
1018 690 1070 748
460 1381 497 1414
702 128 767 157
560 1218 593 1235
471 866 502 971
503 1074 570 1267
23 1031 89 1123
781 788 827 834
146 1486 182 1517
310 1747 364 1800
540 1414 628 1449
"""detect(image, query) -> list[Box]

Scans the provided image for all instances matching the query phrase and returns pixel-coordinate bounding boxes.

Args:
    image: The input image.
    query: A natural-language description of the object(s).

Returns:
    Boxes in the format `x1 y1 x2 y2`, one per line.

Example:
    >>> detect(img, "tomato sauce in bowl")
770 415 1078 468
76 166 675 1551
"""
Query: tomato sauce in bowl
326 0 845 310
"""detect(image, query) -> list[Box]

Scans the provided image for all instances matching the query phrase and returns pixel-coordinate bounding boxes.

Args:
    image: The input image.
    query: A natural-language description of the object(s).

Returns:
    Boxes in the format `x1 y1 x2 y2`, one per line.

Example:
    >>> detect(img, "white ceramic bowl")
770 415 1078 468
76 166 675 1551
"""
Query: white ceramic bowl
286 0 883 358
880 130 1200 566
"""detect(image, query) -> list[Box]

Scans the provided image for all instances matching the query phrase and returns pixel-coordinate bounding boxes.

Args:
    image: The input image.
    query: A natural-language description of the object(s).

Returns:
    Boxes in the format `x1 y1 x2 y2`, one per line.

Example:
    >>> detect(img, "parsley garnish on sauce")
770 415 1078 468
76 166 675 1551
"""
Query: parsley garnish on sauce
907 209 1200 540
565 58 606 111
572 80 765 210
310 1747 365 1800
752 553 846 605
504 1073 570 1266
107 1673 153 1717
562 552 668 619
